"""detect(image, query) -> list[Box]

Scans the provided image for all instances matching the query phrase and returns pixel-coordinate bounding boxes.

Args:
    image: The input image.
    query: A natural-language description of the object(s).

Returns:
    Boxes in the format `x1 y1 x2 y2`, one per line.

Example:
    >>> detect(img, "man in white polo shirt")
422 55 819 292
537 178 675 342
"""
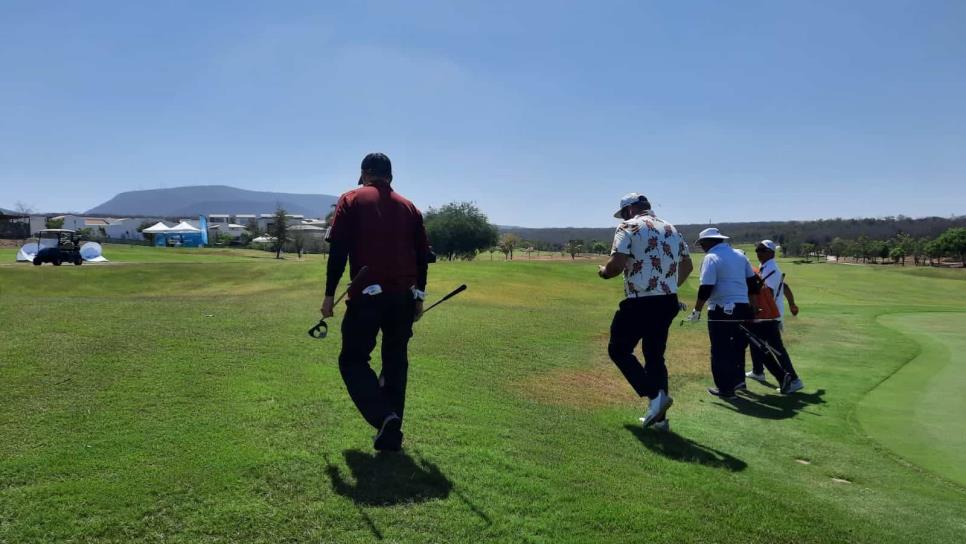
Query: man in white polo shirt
685 228 759 399
598 193 693 431
746 240 805 394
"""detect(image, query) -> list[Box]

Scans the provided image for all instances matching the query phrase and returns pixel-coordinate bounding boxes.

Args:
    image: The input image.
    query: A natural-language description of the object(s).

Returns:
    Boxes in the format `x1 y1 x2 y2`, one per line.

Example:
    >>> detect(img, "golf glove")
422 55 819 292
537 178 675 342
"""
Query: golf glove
686 309 701 323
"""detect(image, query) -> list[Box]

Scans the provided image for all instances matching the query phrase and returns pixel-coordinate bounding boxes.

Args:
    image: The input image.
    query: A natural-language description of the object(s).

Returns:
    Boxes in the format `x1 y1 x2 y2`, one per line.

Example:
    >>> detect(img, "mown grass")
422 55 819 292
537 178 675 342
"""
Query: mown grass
1 245 964 543
857 313 966 487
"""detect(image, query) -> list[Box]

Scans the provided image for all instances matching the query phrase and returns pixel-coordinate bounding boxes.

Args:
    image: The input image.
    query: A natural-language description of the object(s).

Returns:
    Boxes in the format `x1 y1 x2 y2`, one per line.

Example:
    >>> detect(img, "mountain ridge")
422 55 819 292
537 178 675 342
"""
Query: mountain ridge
85 185 339 218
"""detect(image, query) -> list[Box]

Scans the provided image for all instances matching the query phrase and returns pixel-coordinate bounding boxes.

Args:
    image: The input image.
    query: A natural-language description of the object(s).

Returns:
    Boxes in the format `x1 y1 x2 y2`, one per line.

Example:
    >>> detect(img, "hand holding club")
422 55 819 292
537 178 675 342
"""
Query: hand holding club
321 296 335 318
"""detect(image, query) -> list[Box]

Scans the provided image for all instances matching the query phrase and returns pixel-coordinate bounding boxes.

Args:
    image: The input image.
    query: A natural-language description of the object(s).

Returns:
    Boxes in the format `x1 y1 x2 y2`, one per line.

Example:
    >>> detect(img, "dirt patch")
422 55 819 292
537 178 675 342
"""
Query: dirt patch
513 331 711 409
0 239 25 248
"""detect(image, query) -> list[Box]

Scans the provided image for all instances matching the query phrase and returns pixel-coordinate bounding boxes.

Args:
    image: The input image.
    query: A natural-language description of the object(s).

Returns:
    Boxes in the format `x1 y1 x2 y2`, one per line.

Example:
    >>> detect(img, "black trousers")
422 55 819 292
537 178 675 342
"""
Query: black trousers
748 321 798 381
608 294 680 399
707 304 753 394
338 293 416 430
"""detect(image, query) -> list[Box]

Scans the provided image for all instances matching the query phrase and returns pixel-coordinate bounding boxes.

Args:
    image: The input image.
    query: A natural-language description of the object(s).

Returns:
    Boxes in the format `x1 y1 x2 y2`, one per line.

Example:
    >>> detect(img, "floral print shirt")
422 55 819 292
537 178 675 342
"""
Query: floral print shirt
611 211 690 299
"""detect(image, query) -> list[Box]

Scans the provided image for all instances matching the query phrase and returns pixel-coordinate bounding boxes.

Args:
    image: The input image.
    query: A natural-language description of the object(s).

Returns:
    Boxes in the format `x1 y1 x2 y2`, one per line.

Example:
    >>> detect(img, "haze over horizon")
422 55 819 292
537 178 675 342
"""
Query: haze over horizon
3 1 965 228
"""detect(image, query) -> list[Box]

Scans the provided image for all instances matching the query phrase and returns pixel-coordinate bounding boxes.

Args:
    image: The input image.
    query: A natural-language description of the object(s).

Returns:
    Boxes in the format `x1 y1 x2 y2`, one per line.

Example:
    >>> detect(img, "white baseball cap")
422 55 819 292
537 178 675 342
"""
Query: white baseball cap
613 193 649 219
696 227 729 241
757 239 777 251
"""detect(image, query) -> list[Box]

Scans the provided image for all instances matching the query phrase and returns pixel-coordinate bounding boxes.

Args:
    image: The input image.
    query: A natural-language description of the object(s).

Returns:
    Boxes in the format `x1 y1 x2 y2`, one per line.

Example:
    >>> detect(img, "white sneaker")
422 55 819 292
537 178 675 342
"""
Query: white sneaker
746 371 766 382
642 391 673 428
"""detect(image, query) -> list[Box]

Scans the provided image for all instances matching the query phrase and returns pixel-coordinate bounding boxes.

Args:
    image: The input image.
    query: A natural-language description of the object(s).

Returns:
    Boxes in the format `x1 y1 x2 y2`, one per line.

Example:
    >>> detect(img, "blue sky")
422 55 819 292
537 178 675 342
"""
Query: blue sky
2 0 964 227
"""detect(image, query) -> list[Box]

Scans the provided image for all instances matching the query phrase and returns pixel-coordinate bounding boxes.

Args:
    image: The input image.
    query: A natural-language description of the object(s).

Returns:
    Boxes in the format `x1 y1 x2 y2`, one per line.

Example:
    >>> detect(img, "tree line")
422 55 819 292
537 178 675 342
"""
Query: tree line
807 228 966 266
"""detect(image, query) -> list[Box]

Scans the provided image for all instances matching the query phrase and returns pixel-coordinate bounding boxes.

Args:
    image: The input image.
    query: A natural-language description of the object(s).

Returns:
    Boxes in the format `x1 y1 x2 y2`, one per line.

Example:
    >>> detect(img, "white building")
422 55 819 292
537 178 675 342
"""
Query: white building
104 218 154 240
209 223 248 240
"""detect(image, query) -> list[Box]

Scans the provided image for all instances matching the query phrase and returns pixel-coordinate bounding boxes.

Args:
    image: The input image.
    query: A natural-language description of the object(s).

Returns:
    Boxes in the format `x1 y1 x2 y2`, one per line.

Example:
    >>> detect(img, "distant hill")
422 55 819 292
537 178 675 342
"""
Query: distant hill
85 185 339 218
500 215 966 251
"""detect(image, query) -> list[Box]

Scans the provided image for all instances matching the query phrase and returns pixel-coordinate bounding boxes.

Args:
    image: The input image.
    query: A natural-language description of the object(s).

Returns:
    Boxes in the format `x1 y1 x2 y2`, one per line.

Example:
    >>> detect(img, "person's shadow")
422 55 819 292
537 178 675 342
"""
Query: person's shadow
624 425 747 472
325 449 453 507
716 388 827 420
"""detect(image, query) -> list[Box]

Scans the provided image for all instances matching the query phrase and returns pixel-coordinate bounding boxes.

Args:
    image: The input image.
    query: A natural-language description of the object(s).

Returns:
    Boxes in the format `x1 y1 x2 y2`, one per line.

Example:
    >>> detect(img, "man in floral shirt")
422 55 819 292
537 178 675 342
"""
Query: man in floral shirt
598 193 693 431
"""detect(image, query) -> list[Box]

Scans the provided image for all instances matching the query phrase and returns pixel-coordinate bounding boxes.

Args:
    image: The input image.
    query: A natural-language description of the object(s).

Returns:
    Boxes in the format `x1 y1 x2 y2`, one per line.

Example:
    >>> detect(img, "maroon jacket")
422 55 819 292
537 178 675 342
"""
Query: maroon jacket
326 182 430 298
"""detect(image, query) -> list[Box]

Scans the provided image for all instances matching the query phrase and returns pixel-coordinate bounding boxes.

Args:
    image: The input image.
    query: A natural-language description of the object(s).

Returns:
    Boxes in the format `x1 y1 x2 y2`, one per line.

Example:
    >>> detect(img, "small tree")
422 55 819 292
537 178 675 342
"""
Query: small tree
828 237 848 262
870 240 890 264
911 238 927 266
291 229 307 260
270 208 289 259
800 242 816 262
924 239 944 266
935 227 966 265
424 202 499 260
46 217 65 229
889 246 906 265
565 240 583 260
591 241 609 255
499 233 521 260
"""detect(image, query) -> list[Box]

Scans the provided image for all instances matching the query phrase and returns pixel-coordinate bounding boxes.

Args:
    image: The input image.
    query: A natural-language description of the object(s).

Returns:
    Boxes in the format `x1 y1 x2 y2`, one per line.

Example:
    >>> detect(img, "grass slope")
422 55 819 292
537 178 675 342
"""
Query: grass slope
1 247 965 543
857 313 966 487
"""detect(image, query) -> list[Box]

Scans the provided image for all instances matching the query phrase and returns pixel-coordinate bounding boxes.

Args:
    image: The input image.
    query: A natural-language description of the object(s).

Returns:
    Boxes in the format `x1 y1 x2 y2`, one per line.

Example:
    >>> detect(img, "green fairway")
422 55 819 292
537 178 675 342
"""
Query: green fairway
857 313 966 487
1 248 965 543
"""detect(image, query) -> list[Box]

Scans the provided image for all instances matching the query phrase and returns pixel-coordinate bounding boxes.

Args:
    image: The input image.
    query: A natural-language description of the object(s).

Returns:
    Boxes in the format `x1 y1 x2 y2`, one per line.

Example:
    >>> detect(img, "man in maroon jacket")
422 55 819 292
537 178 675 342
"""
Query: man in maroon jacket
322 152 431 451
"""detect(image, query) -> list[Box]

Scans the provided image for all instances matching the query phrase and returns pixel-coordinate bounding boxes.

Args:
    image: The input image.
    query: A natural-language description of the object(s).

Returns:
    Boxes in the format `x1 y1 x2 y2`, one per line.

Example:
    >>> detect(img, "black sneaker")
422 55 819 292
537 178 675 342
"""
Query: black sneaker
707 387 737 400
734 381 748 392
779 374 793 394
373 414 403 452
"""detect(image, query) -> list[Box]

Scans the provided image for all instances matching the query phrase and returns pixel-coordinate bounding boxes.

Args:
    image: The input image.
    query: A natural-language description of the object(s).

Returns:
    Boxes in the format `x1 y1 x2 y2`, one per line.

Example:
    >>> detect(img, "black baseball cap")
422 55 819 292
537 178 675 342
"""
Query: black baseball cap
359 152 392 184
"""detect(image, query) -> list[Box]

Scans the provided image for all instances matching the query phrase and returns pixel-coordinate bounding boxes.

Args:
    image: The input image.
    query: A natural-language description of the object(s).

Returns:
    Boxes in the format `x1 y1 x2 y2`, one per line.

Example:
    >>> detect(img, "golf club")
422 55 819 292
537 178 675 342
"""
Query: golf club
308 265 369 339
421 284 468 315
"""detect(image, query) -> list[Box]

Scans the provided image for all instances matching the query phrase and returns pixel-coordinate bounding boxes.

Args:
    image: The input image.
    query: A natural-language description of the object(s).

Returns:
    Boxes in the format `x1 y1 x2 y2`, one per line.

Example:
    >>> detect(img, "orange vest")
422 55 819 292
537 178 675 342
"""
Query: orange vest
751 267 781 320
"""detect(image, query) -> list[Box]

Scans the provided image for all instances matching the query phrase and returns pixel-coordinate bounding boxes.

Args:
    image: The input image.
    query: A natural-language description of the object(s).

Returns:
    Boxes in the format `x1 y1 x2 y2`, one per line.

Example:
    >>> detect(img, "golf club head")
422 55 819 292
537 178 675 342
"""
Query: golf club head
308 319 329 339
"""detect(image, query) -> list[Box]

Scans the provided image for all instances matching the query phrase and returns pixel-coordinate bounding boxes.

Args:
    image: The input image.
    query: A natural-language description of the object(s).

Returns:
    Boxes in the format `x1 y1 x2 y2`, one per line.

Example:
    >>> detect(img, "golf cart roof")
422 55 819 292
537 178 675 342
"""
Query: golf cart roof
38 229 77 234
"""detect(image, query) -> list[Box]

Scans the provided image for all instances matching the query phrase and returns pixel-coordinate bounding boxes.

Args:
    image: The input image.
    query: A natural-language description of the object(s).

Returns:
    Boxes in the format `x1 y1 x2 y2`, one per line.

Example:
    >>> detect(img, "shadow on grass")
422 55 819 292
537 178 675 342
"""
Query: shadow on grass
624 425 747 472
717 388 827 420
325 449 453 506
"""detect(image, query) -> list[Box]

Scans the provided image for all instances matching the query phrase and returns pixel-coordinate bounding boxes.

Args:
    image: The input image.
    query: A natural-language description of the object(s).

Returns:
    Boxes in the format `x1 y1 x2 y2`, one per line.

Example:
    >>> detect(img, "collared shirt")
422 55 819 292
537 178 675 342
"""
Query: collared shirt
758 258 785 319
326 183 430 297
611 211 690 298
699 242 755 309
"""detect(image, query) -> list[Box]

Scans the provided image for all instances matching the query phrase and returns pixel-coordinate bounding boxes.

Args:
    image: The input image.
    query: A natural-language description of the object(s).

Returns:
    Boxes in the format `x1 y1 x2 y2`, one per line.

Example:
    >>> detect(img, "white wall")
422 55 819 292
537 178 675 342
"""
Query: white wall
105 218 148 240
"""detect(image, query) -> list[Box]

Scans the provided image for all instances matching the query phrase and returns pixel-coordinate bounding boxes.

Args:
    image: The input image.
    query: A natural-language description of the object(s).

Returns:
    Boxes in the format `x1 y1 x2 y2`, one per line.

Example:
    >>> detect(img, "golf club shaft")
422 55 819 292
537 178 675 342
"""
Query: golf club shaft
422 284 467 314
334 265 369 305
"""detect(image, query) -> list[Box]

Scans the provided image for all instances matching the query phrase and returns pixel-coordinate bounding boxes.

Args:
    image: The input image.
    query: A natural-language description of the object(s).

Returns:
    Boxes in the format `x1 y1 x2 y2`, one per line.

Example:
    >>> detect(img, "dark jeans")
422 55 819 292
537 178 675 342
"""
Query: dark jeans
707 304 753 394
748 321 798 381
338 293 416 430
608 294 680 399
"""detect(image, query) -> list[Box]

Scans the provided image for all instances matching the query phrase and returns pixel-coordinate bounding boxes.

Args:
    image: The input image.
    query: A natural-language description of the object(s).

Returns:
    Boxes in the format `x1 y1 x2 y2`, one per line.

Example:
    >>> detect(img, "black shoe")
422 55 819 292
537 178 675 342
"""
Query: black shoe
734 381 748 392
779 373 793 394
707 387 737 400
374 414 403 452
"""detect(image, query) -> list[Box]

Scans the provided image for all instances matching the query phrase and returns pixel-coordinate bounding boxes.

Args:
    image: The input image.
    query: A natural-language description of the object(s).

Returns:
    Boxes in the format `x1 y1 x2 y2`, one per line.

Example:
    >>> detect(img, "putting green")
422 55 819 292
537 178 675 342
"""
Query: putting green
857 312 966 486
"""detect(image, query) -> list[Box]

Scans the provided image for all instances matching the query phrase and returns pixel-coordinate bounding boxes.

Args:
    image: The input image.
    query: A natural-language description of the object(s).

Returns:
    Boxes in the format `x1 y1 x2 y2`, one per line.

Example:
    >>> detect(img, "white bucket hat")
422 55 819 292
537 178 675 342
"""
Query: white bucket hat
613 193 649 219
696 227 729 241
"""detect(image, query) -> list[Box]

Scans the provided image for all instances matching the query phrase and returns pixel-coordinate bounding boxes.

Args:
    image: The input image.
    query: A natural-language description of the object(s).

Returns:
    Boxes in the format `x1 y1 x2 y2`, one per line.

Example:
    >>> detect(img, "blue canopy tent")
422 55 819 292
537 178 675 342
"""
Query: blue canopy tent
153 218 208 248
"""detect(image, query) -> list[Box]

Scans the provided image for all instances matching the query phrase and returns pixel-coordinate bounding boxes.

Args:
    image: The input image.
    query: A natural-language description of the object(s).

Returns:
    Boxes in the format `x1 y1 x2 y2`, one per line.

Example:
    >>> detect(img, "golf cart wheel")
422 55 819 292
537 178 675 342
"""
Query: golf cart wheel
74 257 83 266
33 258 42 266
53 258 62 266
